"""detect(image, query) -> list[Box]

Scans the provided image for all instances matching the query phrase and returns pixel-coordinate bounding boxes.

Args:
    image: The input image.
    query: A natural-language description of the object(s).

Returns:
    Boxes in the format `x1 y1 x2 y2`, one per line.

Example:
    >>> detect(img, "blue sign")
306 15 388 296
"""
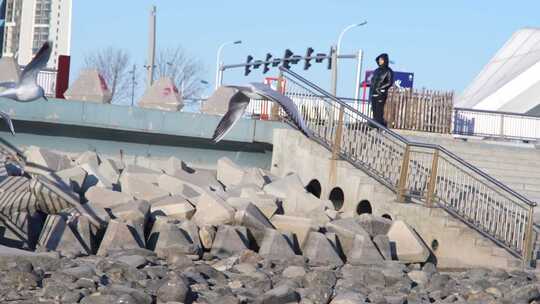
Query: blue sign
364 70 414 89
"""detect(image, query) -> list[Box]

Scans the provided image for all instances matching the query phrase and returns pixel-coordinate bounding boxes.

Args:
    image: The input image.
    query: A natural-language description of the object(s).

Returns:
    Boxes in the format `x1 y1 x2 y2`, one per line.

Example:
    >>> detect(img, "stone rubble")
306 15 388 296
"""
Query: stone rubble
0 152 539 303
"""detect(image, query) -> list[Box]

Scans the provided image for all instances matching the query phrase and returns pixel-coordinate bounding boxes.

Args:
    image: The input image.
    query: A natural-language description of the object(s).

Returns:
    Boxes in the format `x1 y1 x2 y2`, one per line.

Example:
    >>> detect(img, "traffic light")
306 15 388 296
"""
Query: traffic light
263 53 272 73
315 53 326 63
282 49 293 69
327 47 333 70
244 55 253 76
291 55 302 65
253 60 263 69
304 47 314 70
272 58 281 67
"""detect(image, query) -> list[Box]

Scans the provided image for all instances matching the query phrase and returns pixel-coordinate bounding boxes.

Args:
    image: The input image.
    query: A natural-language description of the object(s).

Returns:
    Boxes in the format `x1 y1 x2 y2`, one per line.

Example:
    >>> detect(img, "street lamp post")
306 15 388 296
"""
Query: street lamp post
331 21 367 96
215 40 242 89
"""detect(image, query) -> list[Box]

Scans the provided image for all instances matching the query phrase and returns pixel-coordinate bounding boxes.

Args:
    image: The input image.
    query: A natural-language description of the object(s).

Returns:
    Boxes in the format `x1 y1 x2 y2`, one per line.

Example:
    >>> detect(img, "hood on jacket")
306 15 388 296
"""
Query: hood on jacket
375 53 389 67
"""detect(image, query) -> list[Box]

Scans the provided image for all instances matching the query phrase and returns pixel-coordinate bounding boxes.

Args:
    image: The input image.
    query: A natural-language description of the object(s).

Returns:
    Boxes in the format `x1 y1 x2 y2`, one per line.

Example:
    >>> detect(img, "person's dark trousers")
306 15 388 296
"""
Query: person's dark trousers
370 97 387 128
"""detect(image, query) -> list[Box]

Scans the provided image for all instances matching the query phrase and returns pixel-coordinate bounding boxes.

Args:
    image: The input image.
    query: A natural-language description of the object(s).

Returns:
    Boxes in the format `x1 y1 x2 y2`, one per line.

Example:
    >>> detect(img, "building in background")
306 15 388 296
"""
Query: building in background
457 28 540 116
0 0 72 69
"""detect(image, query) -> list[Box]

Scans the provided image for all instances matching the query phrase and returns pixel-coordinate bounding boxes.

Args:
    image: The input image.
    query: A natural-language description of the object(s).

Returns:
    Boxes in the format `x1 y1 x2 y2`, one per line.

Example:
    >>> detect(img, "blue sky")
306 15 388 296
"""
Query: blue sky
71 1 540 101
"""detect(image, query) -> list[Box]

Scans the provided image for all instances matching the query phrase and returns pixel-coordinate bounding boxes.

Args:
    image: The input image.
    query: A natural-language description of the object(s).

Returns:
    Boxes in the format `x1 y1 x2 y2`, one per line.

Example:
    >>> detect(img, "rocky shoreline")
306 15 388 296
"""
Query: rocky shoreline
0 147 538 303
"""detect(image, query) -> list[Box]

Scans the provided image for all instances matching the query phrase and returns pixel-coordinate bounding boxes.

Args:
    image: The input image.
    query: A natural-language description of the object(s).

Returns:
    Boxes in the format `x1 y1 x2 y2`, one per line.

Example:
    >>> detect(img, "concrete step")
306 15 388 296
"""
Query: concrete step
460 159 540 173
447 151 540 166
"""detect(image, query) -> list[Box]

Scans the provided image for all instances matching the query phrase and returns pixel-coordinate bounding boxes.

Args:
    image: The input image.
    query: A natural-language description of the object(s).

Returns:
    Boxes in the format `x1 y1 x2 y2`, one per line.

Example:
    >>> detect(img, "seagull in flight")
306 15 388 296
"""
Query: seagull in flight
212 82 311 143
0 41 53 135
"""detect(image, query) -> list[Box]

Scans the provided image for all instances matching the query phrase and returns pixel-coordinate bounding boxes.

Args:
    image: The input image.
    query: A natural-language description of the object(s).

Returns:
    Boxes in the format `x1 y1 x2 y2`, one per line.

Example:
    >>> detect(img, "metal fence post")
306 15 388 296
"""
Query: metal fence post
426 149 439 208
272 70 284 120
523 206 535 267
329 104 345 186
397 145 411 203
331 105 345 160
499 114 505 138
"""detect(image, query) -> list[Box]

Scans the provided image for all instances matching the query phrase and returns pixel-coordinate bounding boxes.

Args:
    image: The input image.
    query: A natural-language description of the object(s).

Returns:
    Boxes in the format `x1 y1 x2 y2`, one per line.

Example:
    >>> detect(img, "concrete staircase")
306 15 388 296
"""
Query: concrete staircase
399 131 540 267
399 131 540 209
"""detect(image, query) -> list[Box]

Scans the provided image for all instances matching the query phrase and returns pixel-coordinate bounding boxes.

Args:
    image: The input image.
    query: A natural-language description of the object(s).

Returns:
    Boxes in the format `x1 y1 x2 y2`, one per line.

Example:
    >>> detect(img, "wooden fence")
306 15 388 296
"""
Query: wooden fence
384 88 454 133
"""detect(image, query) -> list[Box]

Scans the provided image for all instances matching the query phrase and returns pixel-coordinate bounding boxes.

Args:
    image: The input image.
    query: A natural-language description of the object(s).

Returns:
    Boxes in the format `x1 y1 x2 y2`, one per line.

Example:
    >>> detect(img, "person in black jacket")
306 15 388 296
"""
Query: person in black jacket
369 53 394 128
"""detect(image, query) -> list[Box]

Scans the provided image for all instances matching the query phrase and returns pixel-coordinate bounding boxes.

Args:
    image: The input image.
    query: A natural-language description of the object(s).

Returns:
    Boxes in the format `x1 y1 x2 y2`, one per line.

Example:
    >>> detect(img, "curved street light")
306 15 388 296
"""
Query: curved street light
337 21 367 56
331 21 367 96
215 40 242 89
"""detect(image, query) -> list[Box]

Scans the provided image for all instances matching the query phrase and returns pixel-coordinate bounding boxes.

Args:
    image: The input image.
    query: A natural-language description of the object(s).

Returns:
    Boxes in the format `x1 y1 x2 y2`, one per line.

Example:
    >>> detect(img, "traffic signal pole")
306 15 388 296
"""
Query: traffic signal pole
330 45 338 96
354 49 364 108
219 52 358 88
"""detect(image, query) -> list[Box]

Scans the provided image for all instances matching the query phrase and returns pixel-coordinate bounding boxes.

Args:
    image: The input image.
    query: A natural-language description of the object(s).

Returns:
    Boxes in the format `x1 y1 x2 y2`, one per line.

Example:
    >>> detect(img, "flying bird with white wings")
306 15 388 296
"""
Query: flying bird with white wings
212 82 311 143
0 41 53 135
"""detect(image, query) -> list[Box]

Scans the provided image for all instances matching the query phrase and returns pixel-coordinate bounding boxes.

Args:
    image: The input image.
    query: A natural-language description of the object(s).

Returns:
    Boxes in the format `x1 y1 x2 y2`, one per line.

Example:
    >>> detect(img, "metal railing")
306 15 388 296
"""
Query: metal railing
260 67 536 265
454 107 540 140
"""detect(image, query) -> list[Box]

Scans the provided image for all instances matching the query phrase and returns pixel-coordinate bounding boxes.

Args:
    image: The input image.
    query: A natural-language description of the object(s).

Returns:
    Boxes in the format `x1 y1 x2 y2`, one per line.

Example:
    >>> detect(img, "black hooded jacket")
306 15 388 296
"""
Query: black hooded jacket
369 53 394 101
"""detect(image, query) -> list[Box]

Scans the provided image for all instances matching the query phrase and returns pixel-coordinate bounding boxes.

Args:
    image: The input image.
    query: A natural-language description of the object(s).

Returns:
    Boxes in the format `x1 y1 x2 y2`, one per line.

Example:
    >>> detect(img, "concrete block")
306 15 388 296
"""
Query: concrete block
234 202 274 231
325 218 371 257
139 77 183 111
239 185 267 198
199 225 216 250
201 86 236 115
237 191 279 219
85 186 134 209
119 174 170 202
38 213 102 256
75 151 100 167
147 217 198 258
160 156 183 176
98 159 120 185
64 69 112 103
271 215 315 248
210 225 250 258
258 229 297 260
157 174 186 196
387 220 430 263
50 167 88 194
226 197 252 210
233 202 274 247
357 214 392 237
123 164 161 185
282 191 330 218
217 157 246 188
240 167 269 189
302 231 344 266
97 220 145 256
24 146 72 171
192 191 235 226
347 234 384 265
325 232 346 261
79 163 114 191
0 56 20 84
325 209 339 221
108 200 150 229
151 195 195 220
263 173 305 199
373 234 393 260
306 208 332 227
167 163 223 197
177 220 202 255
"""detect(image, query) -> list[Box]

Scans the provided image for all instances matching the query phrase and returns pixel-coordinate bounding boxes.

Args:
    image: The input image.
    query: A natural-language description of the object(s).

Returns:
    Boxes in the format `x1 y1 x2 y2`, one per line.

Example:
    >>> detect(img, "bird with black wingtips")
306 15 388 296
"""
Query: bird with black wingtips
0 41 53 135
212 82 311 143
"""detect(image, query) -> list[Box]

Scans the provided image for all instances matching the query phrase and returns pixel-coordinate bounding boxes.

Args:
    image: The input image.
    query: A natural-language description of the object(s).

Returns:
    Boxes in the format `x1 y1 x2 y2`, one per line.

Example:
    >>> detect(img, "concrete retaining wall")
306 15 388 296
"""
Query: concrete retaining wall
271 128 522 269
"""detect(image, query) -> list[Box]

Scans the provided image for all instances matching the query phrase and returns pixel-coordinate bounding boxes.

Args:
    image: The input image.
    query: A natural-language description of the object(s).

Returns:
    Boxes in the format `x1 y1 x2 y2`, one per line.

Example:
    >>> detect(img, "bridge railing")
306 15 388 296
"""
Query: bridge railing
453 107 540 140
257 67 536 265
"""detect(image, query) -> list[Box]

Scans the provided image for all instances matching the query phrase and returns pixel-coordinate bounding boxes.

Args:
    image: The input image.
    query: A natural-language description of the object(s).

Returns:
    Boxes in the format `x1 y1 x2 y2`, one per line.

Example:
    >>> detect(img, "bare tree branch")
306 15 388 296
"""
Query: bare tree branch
83 47 137 104
154 46 205 99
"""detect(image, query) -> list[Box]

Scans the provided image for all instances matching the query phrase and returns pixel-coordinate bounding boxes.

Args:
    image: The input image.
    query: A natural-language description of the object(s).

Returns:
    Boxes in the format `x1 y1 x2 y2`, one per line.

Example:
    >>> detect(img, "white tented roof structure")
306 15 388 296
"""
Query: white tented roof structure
457 28 540 114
